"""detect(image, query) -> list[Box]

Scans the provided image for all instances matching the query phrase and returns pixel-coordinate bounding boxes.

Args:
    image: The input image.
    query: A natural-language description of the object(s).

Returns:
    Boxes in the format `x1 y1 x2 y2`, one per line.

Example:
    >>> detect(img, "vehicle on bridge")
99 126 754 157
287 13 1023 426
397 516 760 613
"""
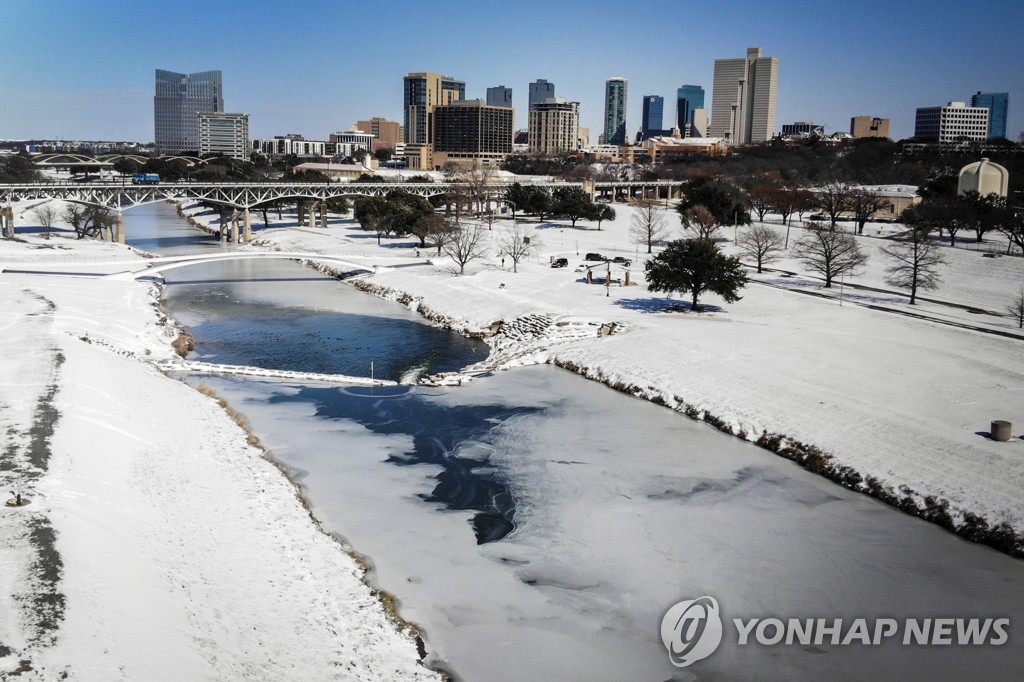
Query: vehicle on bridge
131 173 160 185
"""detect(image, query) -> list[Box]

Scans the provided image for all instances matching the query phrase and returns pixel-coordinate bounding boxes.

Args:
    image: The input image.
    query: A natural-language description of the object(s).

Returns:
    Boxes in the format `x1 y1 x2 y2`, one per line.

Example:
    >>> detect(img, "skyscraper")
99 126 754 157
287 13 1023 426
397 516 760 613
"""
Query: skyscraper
914 102 989 142
403 73 466 145
154 69 223 154
709 48 779 144
641 95 664 140
971 91 1009 139
604 77 628 145
676 85 705 135
487 86 513 108
529 79 555 108
528 98 580 154
432 100 513 168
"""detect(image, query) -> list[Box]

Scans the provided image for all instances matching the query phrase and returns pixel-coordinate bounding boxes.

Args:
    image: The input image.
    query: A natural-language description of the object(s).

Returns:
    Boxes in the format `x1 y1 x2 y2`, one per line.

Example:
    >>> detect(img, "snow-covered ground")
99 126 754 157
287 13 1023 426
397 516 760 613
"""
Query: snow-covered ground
0 209 438 679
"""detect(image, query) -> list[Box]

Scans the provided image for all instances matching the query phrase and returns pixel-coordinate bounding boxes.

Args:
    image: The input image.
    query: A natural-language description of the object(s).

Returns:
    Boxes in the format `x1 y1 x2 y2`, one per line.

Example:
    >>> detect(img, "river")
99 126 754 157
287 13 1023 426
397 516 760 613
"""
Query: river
129 202 1024 681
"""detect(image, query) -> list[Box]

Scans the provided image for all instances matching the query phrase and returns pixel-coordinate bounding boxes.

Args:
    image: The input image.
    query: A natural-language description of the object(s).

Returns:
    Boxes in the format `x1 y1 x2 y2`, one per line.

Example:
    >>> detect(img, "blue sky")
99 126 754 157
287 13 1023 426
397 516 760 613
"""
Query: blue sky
2 0 1022 144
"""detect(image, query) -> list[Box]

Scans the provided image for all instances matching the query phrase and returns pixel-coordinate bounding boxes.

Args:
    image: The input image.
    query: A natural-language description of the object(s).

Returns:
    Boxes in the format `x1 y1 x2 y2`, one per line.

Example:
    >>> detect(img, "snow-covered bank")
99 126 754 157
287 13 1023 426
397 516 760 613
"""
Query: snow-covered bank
191 199 1024 555
0 208 438 680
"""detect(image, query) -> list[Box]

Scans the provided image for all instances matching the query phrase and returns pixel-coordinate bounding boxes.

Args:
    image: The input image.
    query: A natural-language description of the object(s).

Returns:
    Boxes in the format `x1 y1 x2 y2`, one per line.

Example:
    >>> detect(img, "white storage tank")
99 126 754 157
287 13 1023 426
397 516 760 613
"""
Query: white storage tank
958 158 1009 197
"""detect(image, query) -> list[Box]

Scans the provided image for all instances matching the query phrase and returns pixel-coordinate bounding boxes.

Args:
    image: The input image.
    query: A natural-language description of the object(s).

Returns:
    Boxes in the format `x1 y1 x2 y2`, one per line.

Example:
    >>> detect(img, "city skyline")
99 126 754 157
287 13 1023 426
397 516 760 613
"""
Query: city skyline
2 0 1022 144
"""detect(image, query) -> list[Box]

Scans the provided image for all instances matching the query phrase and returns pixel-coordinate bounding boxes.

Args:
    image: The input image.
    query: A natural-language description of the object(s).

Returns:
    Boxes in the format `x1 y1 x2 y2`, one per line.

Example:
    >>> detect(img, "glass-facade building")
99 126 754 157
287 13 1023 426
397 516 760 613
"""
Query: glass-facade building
154 69 223 155
404 73 466 144
486 86 513 108
971 91 1009 139
641 95 664 140
676 84 705 133
529 79 555 108
604 77 627 145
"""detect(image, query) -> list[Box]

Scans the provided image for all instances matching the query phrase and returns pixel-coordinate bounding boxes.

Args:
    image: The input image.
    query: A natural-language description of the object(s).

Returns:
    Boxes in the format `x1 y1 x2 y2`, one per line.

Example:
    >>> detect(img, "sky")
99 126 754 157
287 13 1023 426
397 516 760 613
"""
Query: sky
1 0 1022 145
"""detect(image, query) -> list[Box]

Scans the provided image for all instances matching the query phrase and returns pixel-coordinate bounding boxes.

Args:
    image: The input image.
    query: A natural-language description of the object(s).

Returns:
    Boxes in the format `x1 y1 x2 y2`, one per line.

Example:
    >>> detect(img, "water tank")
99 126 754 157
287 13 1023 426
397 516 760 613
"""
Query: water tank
958 159 1009 198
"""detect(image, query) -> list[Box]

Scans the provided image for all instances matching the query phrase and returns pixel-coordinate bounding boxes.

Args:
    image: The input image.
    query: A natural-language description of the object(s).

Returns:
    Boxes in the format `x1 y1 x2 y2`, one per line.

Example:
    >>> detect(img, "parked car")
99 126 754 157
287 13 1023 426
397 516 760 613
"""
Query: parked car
584 252 605 261
611 256 632 266
550 258 569 268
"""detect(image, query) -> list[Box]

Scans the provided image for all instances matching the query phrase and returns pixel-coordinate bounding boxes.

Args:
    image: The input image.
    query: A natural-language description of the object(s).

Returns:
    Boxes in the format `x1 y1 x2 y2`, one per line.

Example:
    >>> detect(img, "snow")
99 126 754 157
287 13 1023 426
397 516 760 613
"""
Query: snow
0 207 438 680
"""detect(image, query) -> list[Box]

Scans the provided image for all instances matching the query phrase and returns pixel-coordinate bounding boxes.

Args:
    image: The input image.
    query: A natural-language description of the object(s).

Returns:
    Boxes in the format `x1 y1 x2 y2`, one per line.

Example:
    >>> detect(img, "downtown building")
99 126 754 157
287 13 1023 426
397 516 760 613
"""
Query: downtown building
850 116 891 139
431 99 513 169
603 77 628 145
403 72 465 169
640 95 668 140
486 86 513 108
914 102 989 143
676 85 705 137
154 69 224 155
709 48 779 144
529 79 556 108
528 97 580 154
198 112 249 159
971 91 1009 139
355 117 403 151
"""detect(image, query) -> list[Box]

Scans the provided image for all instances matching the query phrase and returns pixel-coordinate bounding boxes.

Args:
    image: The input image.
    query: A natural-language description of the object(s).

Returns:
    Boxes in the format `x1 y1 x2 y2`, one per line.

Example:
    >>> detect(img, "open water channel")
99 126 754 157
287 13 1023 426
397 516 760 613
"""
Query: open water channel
129 202 1024 681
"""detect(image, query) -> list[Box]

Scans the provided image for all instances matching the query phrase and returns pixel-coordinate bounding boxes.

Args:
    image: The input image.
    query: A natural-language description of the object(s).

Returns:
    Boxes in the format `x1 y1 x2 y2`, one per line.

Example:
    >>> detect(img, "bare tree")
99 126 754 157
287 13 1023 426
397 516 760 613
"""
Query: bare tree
63 204 114 239
880 226 947 304
443 223 489 274
748 182 776 222
848 189 890 234
680 204 721 241
1009 287 1024 329
794 225 868 288
495 223 539 273
814 182 854 230
465 162 498 217
33 202 60 240
737 224 783 273
630 199 670 253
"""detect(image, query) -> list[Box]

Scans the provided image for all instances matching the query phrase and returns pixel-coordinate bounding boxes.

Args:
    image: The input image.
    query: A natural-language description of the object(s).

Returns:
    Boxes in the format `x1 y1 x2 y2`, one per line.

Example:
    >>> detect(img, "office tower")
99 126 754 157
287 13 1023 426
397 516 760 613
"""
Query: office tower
529 79 555 108
641 95 664 140
154 69 223 154
355 117 403 151
709 47 779 143
528 98 580 154
198 112 248 159
329 127 376 156
403 73 466 145
914 102 989 142
970 91 1009 139
432 100 513 167
604 77 628 145
850 116 890 139
487 86 513 108
676 85 705 135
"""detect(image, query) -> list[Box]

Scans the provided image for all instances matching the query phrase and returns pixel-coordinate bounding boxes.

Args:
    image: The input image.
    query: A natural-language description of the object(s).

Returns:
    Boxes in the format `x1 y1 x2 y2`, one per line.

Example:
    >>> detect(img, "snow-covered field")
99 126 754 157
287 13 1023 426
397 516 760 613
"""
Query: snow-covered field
0 210 438 679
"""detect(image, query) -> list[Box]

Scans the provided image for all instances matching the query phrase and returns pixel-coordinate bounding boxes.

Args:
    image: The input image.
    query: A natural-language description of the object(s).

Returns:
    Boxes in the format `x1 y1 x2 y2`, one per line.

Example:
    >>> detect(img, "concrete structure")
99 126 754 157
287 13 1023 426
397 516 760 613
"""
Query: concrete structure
971 92 1009 139
355 117 403 151
154 69 223 155
690 109 708 138
329 127 375 156
529 79 555 108
577 127 590 148
431 99 513 169
604 77 628 145
198 112 249 160
252 135 326 158
958 158 1009 198
636 136 731 162
709 47 779 144
850 116 891 139
914 102 989 143
291 162 374 181
486 86 513 108
640 95 665 140
676 85 705 136
403 73 465 145
528 98 580 154
782 122 824 137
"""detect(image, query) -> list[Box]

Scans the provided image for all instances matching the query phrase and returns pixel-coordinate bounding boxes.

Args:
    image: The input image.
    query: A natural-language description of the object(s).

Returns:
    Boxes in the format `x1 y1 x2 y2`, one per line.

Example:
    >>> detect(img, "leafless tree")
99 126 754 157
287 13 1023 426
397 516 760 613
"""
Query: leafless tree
33 202 60 240
680 204 720 241
443 223 489 274
464 162 498 217
880 226 948 304
63 204 114 239
794 225 868 288
814 182 854 230
748 182 776 222
495 223 539 273
737 224 783 273
630 199 670 253
1008 286 1024 329
848 189 891 234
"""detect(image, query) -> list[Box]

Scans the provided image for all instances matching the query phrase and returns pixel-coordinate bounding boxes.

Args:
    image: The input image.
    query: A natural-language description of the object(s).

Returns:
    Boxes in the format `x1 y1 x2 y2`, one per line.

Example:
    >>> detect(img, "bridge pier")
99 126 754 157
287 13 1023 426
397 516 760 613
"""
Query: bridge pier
243 209 252 242
115 213 125 244
297 202 306 227
2 206 14 238
320 202 327 229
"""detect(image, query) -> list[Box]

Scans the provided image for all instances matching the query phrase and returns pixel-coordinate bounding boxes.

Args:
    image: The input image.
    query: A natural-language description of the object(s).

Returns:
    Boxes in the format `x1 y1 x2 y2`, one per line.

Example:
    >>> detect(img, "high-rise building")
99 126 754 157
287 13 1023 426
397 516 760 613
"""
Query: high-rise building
528 97 580 154
914 102 989 143
198 112 248 159
676 85 705 135
604 77 628 145
432 99 513 168
154 69 223 154
487 86 513 108
971 91 1009 139
850 116 890 139
355 117 403 151
709 48 779 144
529 79 555 108
403 73 465 145
641 95 664 140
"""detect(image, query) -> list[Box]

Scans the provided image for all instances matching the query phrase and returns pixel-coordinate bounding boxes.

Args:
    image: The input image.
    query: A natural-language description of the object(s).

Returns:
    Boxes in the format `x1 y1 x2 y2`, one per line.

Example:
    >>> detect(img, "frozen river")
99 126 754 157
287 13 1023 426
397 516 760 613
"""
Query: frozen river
130 203 1024 681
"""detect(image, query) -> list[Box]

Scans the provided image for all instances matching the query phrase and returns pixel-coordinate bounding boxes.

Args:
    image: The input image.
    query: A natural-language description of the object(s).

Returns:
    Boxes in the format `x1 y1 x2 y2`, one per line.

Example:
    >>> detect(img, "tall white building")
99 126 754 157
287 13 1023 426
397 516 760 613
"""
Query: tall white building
914 102 990 143
198 112 249 159
709 47 779 144
528 98 580 154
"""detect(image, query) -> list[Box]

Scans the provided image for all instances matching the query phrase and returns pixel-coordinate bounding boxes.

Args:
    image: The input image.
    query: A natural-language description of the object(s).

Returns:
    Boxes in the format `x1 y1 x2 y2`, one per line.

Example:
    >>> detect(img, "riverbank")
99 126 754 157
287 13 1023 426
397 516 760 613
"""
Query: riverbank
178 199 1024 556
0 210 439 679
